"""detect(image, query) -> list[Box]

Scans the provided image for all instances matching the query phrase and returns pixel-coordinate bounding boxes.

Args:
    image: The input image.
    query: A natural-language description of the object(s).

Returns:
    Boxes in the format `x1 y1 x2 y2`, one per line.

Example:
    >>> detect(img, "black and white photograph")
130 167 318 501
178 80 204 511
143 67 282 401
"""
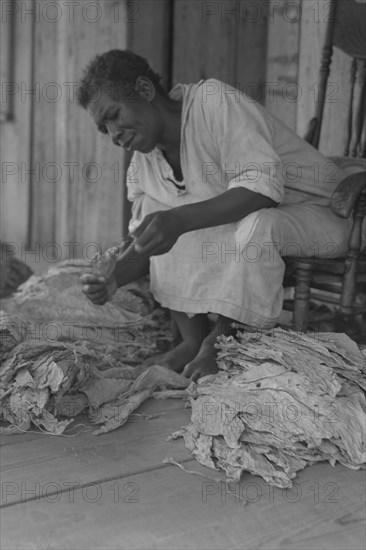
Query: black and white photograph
0 0 365 548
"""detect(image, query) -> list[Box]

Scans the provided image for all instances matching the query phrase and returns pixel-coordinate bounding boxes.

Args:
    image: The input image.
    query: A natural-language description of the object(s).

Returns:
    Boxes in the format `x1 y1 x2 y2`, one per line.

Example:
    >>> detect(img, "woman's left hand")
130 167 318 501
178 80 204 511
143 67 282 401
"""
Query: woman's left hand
132 210 184 257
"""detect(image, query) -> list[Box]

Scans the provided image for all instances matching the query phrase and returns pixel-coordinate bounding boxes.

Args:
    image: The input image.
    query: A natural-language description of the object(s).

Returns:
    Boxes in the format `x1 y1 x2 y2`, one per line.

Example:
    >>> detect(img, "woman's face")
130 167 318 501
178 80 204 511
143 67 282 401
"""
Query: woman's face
87 89 163 154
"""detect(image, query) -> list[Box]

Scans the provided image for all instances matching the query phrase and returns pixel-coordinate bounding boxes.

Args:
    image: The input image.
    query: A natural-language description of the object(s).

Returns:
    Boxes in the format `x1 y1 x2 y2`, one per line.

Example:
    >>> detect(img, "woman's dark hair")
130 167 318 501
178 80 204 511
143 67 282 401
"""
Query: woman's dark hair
77 49 165 107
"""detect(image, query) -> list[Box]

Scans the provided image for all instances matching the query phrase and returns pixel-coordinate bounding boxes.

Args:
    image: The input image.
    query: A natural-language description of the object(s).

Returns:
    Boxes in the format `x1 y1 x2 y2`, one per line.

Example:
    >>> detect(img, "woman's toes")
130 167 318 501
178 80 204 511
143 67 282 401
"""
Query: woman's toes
182 361 195 378
141 353 170 368
142 341 202 373
182 357 218 381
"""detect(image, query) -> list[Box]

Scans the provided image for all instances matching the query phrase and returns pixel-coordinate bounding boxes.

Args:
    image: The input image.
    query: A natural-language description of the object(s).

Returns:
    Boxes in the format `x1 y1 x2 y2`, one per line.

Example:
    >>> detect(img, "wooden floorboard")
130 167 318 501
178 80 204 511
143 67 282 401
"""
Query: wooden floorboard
1 399 365 550
1 400 191 506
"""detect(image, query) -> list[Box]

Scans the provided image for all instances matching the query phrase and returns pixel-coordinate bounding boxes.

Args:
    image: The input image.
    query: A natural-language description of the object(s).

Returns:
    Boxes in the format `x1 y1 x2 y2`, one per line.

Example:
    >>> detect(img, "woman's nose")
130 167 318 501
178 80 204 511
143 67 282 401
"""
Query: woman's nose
107 126 123 146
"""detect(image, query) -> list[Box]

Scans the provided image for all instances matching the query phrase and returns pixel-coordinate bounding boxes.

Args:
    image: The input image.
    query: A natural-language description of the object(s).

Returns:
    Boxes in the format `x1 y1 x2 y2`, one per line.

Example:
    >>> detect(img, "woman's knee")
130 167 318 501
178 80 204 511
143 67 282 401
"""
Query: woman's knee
235 208 281 250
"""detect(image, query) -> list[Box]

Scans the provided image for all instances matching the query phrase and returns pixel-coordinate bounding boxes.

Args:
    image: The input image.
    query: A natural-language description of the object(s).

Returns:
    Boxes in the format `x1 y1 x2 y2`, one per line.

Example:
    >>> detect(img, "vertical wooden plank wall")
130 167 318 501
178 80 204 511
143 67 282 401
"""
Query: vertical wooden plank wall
30 6 59 249
265 0 352 153
1 0 356 259
129 0 172 88
172 0 268 98
235 0 268 101
0 1 130 257
0 0 172 258
0 0 34 247
172 0 237 86
44 0 129 259
265 0 301 130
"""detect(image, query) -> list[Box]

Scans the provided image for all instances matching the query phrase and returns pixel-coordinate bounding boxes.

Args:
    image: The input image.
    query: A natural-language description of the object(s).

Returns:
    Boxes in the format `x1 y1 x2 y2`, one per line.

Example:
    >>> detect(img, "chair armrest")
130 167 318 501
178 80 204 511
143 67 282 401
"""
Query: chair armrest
330 171 366 218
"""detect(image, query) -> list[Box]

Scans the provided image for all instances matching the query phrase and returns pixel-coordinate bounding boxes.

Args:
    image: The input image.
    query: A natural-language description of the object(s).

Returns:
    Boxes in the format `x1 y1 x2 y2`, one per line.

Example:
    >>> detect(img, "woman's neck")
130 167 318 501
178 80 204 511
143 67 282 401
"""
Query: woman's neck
155 95 183 156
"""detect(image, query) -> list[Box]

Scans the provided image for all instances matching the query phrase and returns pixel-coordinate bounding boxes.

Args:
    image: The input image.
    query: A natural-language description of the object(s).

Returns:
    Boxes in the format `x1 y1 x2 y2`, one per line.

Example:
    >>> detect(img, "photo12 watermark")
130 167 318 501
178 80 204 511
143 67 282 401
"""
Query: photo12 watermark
0 318 145 344
199 80 339 105
0 79 340 107
201 1 338 24
201 159 340 186
1 480 139 504
1 160 139 185
1 1 140 25
197 398 339 429
201 479 340 505
201 240 340 263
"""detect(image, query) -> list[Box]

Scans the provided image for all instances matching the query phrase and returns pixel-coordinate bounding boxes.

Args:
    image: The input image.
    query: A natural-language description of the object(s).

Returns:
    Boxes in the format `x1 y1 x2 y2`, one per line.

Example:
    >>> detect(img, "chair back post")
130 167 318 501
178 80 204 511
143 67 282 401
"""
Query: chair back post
340 189 366 311
290 0 366 336
305 0 339 148
346 59 366 157
335 0 366 156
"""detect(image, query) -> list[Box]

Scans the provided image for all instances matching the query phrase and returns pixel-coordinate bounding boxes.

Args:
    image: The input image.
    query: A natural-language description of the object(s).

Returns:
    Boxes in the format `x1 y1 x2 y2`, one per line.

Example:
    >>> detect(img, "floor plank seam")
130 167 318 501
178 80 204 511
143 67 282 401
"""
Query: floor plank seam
0 458 196 509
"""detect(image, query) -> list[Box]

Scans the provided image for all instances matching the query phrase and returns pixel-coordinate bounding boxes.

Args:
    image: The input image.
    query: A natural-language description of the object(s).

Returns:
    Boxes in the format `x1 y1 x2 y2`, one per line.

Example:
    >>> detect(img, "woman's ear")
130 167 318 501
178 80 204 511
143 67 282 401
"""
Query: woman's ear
135 76 156 102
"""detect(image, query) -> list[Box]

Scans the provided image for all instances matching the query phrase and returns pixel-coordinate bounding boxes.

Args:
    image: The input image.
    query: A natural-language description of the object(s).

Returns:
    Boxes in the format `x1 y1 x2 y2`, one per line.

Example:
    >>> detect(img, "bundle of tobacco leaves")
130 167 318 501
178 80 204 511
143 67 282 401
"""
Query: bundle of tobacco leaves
0 260 155 343
178 328 366 488
0 254 187 435
0 308 188 435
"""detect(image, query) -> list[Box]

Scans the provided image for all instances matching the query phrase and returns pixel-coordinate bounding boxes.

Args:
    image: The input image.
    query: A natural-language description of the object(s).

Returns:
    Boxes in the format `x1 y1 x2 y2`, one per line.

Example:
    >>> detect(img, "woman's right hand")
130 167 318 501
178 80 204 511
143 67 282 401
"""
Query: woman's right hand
79 273 118 305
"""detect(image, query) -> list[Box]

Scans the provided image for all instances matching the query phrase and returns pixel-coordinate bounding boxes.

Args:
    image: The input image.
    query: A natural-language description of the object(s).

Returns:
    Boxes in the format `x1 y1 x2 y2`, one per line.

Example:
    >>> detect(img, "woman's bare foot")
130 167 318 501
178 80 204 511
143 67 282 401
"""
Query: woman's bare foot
182 333 219 381
142 310 211 372
182 315 236 381
142 340 203 372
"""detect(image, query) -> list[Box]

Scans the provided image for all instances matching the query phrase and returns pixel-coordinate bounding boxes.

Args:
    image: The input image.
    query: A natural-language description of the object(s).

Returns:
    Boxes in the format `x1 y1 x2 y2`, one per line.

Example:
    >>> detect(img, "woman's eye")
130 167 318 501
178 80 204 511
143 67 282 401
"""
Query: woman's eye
108 110 119 121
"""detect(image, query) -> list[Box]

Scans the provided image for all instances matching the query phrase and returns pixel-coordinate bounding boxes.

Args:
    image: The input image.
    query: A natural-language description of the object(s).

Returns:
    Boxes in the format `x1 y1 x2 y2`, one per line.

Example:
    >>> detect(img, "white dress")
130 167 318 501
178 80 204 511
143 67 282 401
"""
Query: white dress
126 79 352 327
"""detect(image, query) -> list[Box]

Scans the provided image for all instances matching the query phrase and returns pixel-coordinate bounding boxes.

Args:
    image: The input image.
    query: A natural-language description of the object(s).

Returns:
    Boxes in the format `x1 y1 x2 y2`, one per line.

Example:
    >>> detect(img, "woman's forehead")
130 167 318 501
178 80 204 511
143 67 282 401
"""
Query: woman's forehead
87 91 136 123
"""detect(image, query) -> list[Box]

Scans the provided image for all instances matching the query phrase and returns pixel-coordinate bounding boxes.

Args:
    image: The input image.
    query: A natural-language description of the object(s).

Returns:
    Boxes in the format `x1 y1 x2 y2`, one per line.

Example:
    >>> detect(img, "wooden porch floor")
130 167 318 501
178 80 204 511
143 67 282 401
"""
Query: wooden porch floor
1 399 365 550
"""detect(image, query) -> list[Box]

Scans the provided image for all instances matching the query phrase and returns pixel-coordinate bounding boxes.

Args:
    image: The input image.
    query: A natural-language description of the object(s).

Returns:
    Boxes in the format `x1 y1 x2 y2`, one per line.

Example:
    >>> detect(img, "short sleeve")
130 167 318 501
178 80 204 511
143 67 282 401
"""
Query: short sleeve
204 80 285 204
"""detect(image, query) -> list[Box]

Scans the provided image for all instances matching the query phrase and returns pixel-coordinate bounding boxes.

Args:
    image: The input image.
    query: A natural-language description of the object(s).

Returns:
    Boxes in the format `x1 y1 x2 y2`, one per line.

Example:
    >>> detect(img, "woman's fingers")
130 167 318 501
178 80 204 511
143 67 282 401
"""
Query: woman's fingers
82 287 108 303
81 283 105 296
131 215 151 238
134 220 172 256
133 219 157 247
82 285 106 299
80 274 105 285
82 283 101 294
80 273 109 304
134 235 161 256
131 211 181 257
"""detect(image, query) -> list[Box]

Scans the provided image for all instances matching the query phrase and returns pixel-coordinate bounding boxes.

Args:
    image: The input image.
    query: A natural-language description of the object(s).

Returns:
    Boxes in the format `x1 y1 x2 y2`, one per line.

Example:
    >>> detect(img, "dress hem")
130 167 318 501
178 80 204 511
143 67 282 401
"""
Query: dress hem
151 290 279 329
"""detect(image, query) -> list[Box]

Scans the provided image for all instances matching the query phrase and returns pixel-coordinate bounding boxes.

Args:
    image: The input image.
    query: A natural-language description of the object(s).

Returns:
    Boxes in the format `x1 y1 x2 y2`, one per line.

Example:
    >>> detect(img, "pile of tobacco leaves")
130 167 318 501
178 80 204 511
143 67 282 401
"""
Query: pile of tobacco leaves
176 328 366 488
1 252 365 489
0 260 189 435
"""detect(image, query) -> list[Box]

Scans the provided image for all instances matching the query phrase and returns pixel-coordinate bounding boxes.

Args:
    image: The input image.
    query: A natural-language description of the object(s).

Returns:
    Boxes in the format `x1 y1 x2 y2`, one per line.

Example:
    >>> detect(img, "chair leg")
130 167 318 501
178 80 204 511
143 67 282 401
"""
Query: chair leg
293 265 313 332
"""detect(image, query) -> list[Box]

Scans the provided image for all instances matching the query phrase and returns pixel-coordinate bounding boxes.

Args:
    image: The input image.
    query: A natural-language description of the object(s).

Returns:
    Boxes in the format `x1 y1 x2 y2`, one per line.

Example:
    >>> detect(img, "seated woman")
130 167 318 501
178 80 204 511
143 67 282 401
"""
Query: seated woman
78 50 352 380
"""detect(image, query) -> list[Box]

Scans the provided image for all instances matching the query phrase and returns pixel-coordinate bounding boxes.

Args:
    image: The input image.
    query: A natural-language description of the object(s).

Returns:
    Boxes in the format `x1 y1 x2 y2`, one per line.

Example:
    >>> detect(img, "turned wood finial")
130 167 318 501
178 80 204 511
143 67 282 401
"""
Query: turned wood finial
349 60 366 157
293 264 313 331
311 0 338 149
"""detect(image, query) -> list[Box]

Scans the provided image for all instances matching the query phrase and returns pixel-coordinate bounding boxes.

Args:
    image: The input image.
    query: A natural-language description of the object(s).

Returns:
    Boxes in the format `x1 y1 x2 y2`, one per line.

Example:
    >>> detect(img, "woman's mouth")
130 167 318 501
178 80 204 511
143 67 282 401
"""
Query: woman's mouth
122 136 134 150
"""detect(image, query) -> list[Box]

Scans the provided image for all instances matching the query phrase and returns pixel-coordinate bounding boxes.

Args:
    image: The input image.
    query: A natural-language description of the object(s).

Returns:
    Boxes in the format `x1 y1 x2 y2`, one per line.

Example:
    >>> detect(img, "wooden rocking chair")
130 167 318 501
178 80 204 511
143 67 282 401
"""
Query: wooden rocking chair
283 0 366 342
